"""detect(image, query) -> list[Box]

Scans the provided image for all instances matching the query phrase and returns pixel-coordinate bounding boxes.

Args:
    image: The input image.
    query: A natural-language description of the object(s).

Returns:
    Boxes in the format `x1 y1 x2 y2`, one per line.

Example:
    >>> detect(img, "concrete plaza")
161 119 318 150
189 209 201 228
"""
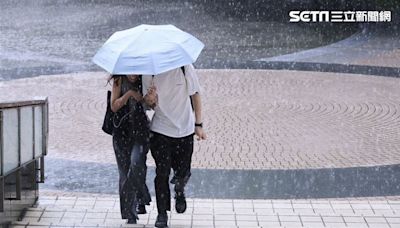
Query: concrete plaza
1 69 400 227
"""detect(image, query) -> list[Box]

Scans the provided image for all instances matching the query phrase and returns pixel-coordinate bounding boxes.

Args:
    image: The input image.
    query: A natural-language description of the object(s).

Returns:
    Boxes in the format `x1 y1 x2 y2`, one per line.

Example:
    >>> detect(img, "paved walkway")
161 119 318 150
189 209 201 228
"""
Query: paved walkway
2 69 400 227
0 70 400 169
10 192 400 228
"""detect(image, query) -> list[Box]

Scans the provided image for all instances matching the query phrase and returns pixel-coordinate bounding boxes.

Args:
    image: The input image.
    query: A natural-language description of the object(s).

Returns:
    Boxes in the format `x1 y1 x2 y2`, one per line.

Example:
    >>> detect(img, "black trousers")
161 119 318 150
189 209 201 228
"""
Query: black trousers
113 137 151 219
150 131 194 213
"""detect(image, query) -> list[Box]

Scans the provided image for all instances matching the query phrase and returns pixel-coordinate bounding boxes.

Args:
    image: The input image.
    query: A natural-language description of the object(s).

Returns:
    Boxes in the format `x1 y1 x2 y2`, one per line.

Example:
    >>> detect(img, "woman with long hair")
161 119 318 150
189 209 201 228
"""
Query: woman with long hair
109 74 154 224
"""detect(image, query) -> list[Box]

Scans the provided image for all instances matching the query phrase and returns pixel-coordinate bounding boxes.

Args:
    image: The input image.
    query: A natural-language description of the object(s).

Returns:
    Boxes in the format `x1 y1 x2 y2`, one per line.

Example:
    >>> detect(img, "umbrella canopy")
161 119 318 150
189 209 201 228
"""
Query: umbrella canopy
92 24 204 75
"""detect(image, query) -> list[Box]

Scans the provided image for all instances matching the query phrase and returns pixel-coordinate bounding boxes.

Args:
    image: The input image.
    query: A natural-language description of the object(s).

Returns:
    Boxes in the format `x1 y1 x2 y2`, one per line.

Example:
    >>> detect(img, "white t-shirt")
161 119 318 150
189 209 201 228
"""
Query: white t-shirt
142 64 201 138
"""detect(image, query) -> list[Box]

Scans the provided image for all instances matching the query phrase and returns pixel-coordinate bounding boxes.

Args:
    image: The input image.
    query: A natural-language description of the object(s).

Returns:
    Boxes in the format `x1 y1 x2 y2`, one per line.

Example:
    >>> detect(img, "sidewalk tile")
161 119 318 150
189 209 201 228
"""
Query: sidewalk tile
236 220 258 226
367 224 390 228
39 217 61 223
60 217 84 223
106 212 123 219
192 220 214 226
343 216 366 223
322 216 344 223
374 210 395 216
63 211 85 218
192 214 213 220
85 212 107 219
345 223 368 228
279 215 300 222
292 204 313 209
213 208 234 214
302 222 325 227
25 210 43 217
170 219 192 225
234 208 254 215
324 222 347 227
258 221 280 227
314 209 335 215
214 220 236 226
294 208 315 215
82 218 105 225
385 216 400 223
364 217 387 223
214 214 235 220
254 208 274 214
281 221 302 227
300 216 322 222
257 215 279 222
236 215 257 221
274 208 295 215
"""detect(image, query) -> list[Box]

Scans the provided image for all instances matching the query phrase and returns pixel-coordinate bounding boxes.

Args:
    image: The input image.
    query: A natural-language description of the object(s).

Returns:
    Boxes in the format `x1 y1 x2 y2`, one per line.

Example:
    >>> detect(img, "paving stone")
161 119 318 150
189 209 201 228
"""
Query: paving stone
85 212 107 219
280 221 303 227
300 216 322 222
214 214 235 221
343 216 366 223
258 221 281 227
324 222 347 227
364 217 387 223
63 211 85 218
367 224 391 228
192 221 214 227
302 222 325 227
25 210 44 218
214 220 236 226
345 223 369 228
294 208 315 215
385 216 400 223
60 217 83 223
322 216 344 223
38 217 61 223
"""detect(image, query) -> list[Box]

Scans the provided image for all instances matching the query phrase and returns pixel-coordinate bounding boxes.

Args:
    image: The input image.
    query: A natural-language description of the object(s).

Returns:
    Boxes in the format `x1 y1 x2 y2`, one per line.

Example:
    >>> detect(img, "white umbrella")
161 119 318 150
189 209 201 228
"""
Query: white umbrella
92 24 204 75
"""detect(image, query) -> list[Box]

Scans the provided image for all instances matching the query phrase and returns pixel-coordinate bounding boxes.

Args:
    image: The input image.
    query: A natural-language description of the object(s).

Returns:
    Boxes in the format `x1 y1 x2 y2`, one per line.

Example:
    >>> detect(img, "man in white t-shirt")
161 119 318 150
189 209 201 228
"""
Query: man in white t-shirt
143 64 206 228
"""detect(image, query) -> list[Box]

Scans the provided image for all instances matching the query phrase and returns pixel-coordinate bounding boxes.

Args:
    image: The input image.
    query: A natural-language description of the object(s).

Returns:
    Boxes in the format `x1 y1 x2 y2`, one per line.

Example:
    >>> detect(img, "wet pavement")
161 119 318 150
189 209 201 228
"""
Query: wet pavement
43 158 400 199
0 0 355 81
257 27 400 77
1 69 400 199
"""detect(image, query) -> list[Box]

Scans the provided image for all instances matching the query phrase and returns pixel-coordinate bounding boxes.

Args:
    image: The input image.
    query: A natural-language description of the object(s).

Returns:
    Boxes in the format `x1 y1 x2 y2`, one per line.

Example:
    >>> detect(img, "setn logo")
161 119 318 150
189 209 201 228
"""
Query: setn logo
289 10 391 23
289 11 330 22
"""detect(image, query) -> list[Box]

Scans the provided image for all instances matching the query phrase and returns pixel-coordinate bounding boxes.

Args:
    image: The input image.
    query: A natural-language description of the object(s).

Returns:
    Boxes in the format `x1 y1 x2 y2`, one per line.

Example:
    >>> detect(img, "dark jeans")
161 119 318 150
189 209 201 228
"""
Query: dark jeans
113 138 151 219
150 131 194 213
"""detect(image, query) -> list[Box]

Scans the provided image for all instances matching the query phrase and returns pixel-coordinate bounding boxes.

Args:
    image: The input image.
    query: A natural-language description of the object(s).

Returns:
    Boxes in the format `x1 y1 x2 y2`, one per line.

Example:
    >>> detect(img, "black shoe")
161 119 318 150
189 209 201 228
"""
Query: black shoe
155 213 168 228
127 218 137 224
175 191 187 213
137 204 147 214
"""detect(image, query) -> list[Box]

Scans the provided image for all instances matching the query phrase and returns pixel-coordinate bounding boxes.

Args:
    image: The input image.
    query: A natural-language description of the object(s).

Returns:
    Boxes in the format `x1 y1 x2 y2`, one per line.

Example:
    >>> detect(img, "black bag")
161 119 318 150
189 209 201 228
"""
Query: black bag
102 91 114 135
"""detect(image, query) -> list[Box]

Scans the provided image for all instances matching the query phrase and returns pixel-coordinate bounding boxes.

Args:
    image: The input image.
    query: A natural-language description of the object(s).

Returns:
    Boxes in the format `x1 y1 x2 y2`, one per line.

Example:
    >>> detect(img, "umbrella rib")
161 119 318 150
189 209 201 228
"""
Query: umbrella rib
111 28 149 74
175 42 195 63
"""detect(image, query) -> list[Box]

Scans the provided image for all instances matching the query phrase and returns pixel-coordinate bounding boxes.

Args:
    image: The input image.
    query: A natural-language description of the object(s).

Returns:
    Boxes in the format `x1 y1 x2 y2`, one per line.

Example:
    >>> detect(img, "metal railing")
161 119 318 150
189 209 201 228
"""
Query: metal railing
0 97 48 212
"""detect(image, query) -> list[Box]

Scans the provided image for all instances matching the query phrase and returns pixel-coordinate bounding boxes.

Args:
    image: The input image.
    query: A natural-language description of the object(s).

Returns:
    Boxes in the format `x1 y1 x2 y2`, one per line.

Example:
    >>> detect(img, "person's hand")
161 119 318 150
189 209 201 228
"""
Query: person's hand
129 90 143 102
144 90 158 108
195 127 207 141
147 85 157 95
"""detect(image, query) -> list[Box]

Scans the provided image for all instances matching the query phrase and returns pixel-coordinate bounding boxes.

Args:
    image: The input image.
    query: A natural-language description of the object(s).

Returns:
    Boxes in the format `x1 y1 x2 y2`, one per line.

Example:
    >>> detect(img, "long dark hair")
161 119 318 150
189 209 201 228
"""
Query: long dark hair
107 75 143 94
107 74 125 86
